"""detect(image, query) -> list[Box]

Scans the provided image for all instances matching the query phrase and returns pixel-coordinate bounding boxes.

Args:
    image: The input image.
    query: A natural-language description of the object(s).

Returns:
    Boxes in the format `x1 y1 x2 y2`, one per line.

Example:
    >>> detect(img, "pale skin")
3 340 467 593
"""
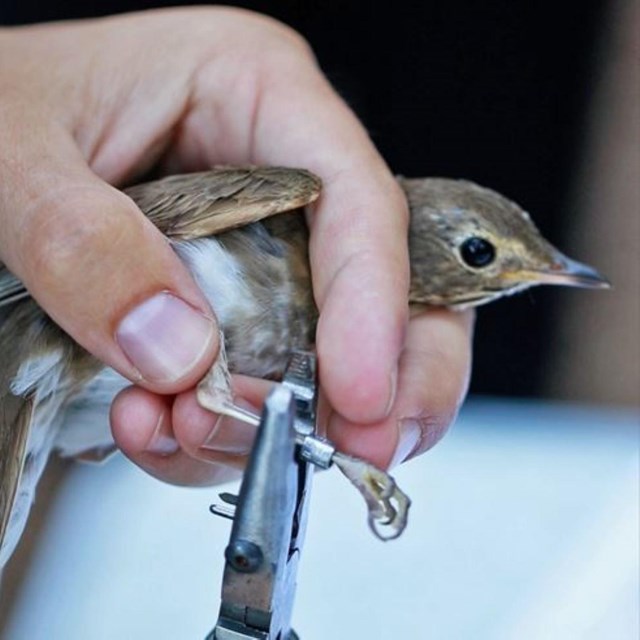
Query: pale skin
0 8 473 486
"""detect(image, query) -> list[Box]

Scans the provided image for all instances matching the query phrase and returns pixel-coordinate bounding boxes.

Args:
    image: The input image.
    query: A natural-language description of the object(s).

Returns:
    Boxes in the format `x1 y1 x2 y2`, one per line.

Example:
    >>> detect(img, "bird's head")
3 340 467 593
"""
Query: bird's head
401 177 609 308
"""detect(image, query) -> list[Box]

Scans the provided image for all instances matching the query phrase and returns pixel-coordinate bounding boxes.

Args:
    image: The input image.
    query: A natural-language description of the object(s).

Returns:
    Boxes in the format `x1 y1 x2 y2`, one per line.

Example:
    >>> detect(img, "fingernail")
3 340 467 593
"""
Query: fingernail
201 399 258 456
146 410 179 456
389 419 422 469
116 292 214 384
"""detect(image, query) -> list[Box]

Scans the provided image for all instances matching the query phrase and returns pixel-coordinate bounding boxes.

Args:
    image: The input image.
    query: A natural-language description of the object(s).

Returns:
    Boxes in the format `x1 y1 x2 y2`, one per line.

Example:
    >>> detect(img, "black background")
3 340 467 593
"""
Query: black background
1 1 608 397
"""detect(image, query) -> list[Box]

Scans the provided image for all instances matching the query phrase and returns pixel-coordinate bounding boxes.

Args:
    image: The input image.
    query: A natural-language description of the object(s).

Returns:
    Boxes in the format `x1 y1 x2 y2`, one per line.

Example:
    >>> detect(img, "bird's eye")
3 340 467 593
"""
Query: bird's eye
460 237 496 268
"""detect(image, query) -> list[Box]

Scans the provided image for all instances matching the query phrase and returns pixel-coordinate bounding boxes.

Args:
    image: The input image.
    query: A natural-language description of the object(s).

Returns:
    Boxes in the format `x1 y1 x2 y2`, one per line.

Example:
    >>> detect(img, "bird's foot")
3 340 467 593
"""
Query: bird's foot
196 340 410 539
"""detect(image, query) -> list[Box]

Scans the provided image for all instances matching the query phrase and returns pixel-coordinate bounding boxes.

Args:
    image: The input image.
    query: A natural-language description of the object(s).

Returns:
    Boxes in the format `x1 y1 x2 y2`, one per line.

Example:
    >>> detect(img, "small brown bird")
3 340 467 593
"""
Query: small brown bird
0 166 607 567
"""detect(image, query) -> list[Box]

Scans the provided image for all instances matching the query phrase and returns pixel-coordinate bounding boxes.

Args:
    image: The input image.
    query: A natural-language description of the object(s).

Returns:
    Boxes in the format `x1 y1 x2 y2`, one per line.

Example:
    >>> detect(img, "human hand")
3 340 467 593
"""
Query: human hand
0 7 473 484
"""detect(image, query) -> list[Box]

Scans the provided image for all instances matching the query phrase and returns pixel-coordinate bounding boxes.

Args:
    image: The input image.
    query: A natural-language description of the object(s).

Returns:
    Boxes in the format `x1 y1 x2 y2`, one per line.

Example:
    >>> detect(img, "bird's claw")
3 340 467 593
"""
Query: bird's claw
331 451 411 540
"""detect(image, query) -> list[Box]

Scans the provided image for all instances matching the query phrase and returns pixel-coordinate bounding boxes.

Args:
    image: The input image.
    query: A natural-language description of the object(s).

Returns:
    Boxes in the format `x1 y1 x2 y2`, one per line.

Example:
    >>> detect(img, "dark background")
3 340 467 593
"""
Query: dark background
1 1 608 397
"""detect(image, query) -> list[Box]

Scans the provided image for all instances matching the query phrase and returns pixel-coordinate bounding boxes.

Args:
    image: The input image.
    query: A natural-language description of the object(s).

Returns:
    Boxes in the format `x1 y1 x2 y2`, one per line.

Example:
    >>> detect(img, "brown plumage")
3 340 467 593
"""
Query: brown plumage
0 166 608 568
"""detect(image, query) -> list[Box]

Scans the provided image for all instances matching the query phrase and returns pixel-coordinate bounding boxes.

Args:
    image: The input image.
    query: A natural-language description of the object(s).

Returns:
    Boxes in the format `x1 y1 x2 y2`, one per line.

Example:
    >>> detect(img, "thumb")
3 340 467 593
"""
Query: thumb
0 123 218 393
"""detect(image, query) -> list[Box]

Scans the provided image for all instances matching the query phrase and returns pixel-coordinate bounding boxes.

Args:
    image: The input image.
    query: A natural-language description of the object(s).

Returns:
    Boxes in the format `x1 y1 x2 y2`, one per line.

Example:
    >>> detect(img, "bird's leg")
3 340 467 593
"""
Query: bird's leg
197 340 411 540
196 331 260 427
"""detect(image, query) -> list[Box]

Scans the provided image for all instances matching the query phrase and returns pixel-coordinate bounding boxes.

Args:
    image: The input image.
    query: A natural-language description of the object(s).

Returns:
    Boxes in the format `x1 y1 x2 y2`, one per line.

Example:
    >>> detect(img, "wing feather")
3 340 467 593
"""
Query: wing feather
125 166 321 240
0 302 41 566
0 265 28 309
0 302 83 567
0 393 33 566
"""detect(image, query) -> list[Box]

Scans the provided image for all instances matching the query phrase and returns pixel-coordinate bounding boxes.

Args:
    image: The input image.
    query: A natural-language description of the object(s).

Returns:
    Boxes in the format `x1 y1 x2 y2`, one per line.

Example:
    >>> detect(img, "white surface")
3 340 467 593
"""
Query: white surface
1 399 638 640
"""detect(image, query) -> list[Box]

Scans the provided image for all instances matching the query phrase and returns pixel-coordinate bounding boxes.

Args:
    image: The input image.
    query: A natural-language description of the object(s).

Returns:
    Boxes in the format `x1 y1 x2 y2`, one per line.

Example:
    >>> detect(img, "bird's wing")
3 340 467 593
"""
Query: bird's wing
0 302 81 568
0 302 40 567
0 392 33 566
0 264 28 309
125 166 321 240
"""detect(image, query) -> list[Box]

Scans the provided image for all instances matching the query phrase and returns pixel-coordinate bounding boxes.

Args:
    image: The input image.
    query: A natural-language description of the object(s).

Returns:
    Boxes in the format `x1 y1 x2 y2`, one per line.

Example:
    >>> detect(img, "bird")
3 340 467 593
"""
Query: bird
0 165 608 569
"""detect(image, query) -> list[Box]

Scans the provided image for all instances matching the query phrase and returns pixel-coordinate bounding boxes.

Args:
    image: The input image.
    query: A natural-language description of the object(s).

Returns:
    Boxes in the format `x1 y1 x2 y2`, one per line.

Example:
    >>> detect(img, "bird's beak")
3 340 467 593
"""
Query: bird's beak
507 253 611 289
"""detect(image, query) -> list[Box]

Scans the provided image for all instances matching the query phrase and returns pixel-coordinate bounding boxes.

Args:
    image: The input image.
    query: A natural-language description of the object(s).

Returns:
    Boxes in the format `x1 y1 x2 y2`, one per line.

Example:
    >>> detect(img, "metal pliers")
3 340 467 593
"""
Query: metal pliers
206 351 410 639
206 351 323 639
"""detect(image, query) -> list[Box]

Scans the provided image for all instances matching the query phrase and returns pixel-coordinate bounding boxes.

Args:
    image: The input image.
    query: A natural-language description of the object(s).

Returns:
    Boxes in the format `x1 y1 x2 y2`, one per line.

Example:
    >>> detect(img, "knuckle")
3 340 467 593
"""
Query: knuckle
235 10 314 59
272 23 315 60
18 185 134 290
246 15 318 70
193 7 317 65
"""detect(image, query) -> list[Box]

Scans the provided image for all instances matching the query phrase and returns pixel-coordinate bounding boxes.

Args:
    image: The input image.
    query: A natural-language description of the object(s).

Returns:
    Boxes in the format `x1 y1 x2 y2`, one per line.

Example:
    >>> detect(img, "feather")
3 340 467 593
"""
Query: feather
125 166 321 240
0 265 28 309
0 301 100 567
0 393 33 567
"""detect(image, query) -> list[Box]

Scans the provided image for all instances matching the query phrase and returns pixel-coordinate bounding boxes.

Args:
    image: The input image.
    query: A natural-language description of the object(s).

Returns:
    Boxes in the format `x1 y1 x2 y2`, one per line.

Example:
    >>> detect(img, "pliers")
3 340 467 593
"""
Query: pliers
206 351 410 639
